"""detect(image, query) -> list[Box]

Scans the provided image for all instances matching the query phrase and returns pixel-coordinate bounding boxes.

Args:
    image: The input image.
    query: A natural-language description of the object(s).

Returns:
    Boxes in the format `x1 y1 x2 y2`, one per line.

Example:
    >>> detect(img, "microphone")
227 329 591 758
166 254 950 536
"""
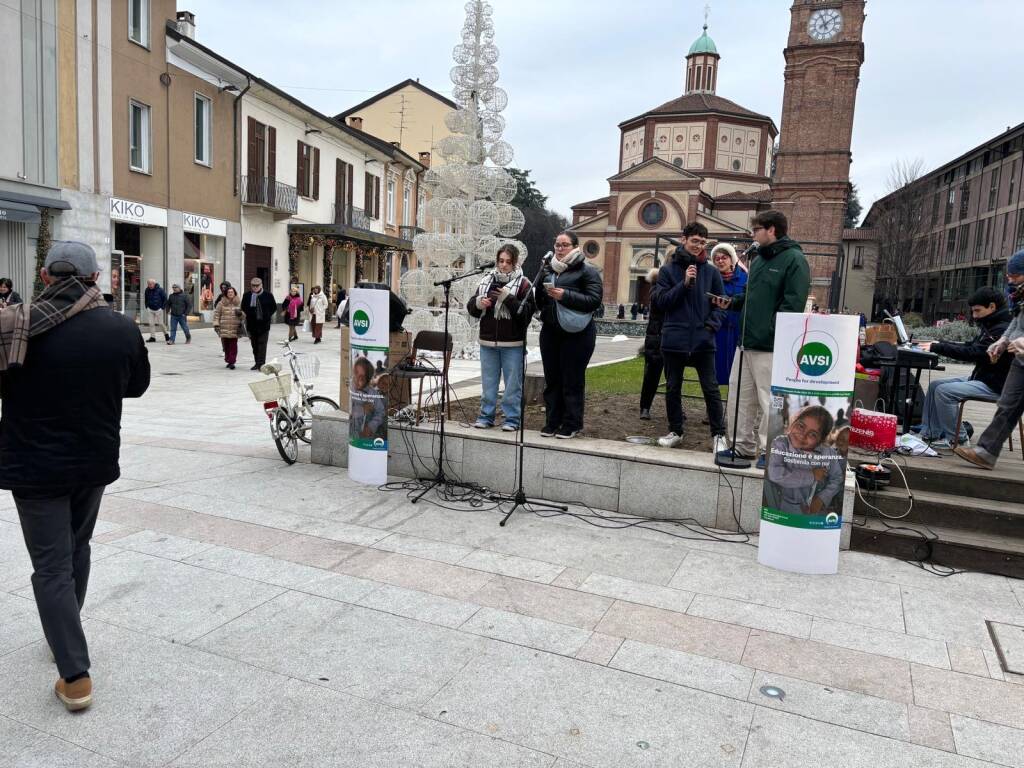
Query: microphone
742 243 759 258
662 236 684 249
541 250 554 263
478 260 496 270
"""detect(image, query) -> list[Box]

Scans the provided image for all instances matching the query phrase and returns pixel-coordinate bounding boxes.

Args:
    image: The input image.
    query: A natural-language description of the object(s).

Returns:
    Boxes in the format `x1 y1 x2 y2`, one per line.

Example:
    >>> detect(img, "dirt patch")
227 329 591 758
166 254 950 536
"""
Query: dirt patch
453 391 715 451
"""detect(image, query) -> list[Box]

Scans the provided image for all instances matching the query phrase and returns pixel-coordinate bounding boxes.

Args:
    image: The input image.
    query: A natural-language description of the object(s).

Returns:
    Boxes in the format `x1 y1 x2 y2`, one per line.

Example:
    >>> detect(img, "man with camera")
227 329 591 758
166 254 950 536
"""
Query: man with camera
712 210 810 469
651 222 727 450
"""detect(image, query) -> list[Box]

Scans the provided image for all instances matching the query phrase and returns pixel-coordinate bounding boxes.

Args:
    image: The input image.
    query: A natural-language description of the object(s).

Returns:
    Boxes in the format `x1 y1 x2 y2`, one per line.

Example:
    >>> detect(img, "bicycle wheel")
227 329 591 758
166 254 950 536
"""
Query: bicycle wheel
271 409 299 464
297 395 341 444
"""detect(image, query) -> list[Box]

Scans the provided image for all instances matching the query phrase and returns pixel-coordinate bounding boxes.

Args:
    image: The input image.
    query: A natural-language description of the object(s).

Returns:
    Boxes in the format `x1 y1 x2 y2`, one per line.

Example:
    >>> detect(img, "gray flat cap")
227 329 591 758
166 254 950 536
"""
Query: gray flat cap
44 241 100 276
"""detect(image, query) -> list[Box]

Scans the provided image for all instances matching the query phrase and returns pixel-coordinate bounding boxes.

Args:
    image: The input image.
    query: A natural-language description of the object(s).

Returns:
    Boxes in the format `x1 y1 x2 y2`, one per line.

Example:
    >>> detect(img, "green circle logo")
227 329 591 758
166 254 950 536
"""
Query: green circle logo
352 309 371 335
798 341 833 376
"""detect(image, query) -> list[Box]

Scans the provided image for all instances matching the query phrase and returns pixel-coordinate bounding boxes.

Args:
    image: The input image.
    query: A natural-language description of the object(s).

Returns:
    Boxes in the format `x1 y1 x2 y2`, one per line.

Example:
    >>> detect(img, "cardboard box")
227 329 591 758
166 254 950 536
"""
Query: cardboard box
864 324 898 346
340 330 412 412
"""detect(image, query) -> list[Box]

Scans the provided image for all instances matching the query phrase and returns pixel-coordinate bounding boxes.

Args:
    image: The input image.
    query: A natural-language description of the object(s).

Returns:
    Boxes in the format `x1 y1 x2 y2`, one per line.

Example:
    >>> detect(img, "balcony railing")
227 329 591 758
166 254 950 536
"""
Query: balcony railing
333 202 373 231
241 175 298 216
399 225 423 243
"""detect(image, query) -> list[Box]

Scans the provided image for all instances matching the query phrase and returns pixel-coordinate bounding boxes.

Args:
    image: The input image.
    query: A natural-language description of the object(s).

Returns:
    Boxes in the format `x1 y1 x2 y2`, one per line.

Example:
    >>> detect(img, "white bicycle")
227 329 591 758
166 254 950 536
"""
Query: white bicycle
248 340 339 464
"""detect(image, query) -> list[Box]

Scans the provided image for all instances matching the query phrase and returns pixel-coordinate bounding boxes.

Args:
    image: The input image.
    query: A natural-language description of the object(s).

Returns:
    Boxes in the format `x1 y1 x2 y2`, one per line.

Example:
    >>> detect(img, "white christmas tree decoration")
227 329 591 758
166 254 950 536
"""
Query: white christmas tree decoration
399 0 523 358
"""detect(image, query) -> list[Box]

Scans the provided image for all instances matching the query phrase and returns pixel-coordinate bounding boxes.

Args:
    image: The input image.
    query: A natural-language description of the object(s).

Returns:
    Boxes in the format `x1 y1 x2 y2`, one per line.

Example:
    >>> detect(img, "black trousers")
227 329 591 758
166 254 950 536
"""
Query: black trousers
250 329 270 367
663 348 725 436
640 351 664 411
13 485 105 679
540 322 597 432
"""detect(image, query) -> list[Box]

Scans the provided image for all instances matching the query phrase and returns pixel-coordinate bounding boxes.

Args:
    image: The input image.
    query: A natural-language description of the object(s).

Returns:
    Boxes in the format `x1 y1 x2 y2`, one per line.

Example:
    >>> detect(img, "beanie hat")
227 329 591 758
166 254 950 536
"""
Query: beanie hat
1007 249 1024 276
710 242 738 266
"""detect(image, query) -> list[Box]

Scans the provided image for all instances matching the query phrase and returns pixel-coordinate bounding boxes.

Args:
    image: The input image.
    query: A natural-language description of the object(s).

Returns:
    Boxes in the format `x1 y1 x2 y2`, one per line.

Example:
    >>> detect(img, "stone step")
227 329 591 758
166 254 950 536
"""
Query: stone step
854 486 1024 539
896 455 1024 503
850 518 1024 579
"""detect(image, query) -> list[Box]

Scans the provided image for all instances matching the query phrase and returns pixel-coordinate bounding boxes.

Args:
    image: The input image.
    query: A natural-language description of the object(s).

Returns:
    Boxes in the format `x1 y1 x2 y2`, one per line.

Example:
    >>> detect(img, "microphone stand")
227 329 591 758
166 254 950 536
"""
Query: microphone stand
497 255 568 526
411 261 494 504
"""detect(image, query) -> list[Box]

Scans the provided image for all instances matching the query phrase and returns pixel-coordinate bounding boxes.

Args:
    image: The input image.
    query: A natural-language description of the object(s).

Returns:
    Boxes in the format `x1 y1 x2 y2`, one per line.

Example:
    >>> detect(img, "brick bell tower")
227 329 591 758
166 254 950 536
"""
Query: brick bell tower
772 0 866 287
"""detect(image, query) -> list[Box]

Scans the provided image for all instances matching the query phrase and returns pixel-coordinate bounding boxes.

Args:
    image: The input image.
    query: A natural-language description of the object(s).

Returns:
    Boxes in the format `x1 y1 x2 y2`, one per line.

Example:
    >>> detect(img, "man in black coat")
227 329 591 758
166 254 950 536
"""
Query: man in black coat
0 241 150 711
651 222 726 450
241 277 277 370
639 268 664 420
915 286 1013 448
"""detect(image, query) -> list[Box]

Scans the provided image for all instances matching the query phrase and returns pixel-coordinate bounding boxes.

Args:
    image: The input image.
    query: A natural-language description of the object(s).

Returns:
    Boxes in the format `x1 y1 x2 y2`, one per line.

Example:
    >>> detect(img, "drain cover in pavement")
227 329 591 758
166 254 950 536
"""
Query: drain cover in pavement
988 621 1024 675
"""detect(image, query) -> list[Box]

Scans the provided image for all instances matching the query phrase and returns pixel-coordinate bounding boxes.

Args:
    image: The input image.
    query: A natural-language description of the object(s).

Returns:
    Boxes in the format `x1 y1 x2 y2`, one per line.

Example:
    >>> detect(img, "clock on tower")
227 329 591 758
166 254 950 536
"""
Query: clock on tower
772 0 866 291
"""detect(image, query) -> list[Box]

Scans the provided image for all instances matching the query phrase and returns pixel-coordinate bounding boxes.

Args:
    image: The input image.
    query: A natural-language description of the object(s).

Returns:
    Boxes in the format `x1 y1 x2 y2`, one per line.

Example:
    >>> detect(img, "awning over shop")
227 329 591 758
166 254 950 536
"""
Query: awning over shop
287 223 414 252
0 200 41 223
0 189 71 224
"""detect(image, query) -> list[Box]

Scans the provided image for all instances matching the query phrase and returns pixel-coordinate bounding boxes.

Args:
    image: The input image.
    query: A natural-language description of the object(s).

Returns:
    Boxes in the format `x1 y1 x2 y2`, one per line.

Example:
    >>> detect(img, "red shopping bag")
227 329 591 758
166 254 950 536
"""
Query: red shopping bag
849 407 897 453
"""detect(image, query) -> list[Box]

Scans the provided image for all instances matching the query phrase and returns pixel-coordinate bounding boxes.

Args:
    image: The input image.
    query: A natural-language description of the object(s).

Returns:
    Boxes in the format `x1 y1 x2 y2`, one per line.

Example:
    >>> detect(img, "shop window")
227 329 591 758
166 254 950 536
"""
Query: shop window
129 100 151 173
128 0 149 47
194 93 211 166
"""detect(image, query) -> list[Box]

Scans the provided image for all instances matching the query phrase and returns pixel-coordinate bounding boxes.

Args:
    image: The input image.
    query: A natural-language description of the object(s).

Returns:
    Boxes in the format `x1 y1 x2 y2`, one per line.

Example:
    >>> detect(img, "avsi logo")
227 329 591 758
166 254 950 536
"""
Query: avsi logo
797 341 833 377
352 309 371 335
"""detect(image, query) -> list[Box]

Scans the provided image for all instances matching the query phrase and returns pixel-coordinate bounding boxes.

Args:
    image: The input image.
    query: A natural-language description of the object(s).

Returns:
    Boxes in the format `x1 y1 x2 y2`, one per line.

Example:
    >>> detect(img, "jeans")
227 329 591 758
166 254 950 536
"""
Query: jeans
250 330 270 367
478 344 525 426
540 322 596 432
977 357 1024 465
145 308 166 337
662 348 725 436
221 337 238 365
13 485 105 679
640 351 663 412
919 376 996 442
169 314 190 342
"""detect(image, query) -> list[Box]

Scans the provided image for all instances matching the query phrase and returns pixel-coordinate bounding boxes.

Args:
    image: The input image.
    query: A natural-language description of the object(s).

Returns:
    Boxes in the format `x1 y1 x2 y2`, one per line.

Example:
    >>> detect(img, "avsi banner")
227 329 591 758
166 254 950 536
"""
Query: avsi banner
758 312 858 575
348 288 389 485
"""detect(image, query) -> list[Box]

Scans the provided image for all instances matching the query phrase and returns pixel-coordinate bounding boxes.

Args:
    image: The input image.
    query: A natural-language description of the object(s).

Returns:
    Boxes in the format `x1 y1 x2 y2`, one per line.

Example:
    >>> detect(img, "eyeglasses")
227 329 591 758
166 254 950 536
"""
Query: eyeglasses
751 226 765 233
554 242 573 248
687 238 708 247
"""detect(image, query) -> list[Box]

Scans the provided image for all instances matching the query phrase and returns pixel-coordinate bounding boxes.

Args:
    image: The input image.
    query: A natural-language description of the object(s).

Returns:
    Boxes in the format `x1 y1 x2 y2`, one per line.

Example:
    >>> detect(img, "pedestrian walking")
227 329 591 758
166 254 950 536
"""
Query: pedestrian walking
281 285 303 342
630 302 639 320
307 285 328 344
165 284 192 344
0 278 23 307
212 281 232 308
241 277 276 370
535 231 603 439
0 241 150 712
334 285 347 327
142 279 169 343
213 286 243 369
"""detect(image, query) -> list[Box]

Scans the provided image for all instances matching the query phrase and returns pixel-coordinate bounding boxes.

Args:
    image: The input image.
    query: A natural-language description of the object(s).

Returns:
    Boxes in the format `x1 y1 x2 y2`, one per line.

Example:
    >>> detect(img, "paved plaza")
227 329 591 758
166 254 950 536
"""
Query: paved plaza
1 325 1023 767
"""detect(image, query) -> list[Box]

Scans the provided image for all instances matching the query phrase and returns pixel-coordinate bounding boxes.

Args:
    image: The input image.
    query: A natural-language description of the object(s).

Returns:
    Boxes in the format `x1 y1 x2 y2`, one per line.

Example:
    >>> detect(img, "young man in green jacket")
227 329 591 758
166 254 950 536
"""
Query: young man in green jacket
713 210 810 469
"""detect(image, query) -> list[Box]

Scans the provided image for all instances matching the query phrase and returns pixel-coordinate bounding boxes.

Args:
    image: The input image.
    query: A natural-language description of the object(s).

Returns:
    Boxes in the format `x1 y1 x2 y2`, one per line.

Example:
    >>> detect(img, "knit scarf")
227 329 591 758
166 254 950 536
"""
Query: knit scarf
0 277 108 372
719 267 735 282
476 267 525 320
550 248 584 274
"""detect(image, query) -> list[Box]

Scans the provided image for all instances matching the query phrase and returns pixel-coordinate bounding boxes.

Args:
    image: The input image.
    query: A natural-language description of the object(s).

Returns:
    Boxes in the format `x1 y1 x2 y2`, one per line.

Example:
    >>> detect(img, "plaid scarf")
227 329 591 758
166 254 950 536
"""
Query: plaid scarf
476 267 525 320
0 278 108 372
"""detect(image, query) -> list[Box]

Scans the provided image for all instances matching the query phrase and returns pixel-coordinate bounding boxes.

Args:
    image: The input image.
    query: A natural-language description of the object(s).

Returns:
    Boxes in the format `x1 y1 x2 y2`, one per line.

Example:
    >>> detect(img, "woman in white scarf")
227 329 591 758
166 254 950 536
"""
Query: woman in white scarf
467 244 533 431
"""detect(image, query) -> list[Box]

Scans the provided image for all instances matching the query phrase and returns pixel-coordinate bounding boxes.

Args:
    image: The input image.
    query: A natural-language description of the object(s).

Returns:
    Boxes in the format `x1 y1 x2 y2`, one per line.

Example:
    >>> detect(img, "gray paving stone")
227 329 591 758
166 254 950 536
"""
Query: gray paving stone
609 639 754 700
298 571 380 604
902 585 1024 648
687 594 812 638
470 577 612 631
356 583 480 628
748 670 911 741
0 714 120 768
912 662 1024 729
950 715 1024 768
574 632 623 666
809 617 951 668
80 550 284 643
192 590 491 708
991 621 1024 675
422 641 753 768
0 591 42 656
106 529 215 561
184 545 334 589
169 678 556 768
577 572 694 614
261 533 362 569
741 707 993 768
462 607 593 656
948 643 991 676
337 549 496 600
908 705 956 752
0 620 284 768
742 631 913 703
460 549 565 584
372 532 475 565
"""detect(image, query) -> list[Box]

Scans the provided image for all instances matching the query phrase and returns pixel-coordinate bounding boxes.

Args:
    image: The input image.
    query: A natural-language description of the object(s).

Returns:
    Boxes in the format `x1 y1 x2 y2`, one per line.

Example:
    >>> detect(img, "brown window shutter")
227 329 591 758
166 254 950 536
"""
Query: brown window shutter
335 159 343 213
267 126 276 180
296 140 306 197
375 177 381 219
364 172 371 212
346 163 353 209
313 147 320 200
246 117 258 178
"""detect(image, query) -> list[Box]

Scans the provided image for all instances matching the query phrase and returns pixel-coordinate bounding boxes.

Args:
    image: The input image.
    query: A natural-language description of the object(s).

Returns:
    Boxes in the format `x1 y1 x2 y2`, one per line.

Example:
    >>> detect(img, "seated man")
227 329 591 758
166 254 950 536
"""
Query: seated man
916 287 1011 449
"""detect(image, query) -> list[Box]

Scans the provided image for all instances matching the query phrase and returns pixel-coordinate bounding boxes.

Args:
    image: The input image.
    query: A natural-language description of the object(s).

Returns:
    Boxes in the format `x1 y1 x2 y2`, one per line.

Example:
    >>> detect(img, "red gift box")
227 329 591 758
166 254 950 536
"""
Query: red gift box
849 407 897 453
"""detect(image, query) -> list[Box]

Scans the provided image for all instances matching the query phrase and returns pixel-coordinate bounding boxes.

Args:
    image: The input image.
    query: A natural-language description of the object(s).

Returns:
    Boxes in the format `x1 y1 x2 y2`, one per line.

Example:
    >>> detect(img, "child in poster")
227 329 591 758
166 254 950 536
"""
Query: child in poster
765 404 845 516
350 354 387 446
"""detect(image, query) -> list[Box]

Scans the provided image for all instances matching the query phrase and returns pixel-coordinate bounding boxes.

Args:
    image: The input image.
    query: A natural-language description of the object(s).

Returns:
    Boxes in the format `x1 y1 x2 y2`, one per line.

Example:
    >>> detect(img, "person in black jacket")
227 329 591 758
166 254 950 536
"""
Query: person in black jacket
0 241 150 712
241 277 277 370
0 277 23 307
914 286 1012 449
639 267 664 420
467 244 534 431
652 222 727 450
535 231 603 438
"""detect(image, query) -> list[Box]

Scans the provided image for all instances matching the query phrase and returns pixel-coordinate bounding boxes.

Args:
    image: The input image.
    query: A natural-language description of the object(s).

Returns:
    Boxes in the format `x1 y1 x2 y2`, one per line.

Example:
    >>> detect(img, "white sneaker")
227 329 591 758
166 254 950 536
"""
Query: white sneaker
711 435 729 455
657 432 683 448
473 420 492 429
501 423 518 432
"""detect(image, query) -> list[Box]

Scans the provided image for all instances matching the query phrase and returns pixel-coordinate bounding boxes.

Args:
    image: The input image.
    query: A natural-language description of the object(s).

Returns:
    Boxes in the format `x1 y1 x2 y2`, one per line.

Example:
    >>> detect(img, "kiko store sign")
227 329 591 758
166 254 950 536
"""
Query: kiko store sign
110 197 167 228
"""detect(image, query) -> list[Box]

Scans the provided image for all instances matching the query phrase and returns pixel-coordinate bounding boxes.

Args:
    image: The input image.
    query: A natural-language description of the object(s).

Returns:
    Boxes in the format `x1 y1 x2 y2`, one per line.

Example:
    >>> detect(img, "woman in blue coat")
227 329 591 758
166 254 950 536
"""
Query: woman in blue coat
711 243 748 385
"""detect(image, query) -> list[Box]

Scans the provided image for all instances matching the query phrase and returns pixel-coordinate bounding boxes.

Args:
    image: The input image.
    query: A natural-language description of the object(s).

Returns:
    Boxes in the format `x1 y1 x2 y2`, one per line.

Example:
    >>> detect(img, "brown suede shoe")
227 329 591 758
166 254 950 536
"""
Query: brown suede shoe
953 446 994 471
54 677 92 711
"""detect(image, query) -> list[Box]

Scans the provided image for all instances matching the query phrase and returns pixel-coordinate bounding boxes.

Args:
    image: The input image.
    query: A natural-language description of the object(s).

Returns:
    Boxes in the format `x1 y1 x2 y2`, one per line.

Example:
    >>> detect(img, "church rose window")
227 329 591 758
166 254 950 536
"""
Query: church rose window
640 201 666 227
584 240 600 257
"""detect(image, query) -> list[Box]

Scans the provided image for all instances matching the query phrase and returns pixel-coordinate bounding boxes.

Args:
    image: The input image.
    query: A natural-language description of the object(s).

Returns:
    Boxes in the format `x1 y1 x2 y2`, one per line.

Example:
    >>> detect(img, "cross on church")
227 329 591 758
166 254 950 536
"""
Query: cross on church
704 3 710 28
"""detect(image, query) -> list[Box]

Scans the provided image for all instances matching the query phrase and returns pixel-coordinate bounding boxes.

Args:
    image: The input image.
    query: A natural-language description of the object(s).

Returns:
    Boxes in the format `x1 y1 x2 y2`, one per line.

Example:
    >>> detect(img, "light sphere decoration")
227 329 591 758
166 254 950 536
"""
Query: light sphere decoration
404 308 438 339
399 268 435 306
496 203 525 238
488 140 514 167
467 200 499 236
490 169 518 204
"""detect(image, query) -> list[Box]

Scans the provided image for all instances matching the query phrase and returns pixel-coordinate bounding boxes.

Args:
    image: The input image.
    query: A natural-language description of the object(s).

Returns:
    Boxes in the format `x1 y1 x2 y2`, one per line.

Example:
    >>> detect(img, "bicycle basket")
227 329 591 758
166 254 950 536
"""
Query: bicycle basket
248 373 292 402
293 355 321 380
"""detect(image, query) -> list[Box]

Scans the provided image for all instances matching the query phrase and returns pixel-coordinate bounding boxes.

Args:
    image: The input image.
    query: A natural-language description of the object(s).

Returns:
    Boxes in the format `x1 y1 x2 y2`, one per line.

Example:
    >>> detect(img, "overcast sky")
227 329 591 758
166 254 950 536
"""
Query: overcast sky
182 0 1024 224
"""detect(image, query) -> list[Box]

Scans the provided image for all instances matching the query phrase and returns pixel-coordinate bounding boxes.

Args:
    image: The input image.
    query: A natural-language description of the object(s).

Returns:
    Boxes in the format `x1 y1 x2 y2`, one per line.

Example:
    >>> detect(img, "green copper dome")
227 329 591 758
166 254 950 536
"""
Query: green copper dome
688 26 718 56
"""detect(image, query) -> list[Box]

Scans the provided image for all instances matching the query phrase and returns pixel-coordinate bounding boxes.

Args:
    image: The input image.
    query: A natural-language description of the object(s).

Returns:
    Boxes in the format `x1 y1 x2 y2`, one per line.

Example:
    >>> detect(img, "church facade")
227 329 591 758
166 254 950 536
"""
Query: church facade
572 1 865 309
